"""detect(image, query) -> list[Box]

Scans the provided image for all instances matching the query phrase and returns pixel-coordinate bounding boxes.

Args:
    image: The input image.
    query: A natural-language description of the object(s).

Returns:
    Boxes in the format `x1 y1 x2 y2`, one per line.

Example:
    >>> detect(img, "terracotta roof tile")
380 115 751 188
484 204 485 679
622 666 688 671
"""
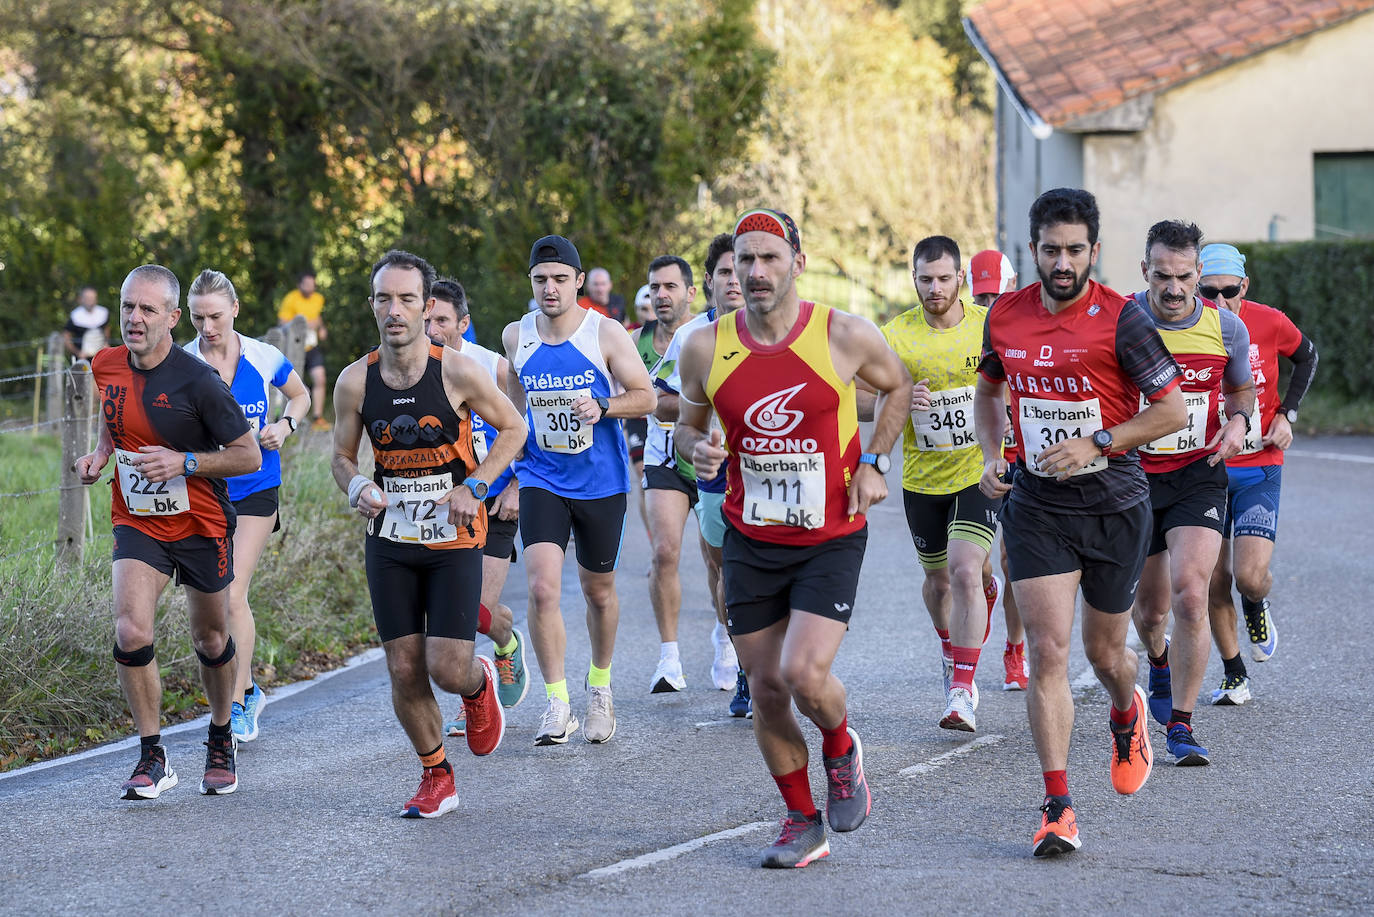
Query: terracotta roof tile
967 0 1374 127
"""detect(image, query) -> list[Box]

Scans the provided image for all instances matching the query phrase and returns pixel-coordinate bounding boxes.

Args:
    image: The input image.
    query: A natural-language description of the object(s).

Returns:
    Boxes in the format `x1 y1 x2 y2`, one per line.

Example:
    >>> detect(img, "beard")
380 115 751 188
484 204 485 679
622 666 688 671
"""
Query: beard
1037 264 1090 302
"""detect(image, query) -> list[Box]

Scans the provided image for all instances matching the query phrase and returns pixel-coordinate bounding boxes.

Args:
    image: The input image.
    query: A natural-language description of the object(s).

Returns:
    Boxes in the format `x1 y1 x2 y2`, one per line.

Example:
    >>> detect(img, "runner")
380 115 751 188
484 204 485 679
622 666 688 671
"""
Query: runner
1202 243 1319 701
625 288 656 565
331 250 525 817
637 255 702 693
865 236 1003 732
422 278 531 738
74 264 262 799
503 235 656 745
278 270 331 431
185 269 311 743
674 208 910 868
969 250 1028 691
1127 221 1253 767
974 188 1187 857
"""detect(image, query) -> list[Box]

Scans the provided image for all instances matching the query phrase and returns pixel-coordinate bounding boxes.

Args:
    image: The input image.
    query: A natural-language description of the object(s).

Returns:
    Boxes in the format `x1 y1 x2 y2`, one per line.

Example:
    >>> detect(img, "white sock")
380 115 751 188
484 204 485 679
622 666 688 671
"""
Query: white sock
660 641 680 662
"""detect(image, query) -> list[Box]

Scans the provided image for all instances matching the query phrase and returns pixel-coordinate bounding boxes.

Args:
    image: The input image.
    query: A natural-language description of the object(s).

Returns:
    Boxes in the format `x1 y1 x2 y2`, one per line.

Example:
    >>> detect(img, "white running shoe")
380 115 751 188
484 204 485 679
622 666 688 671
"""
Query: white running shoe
711 623 739 691
941 656 978 709
650 656 687 693
939 686 977 732
534 696 579 746
584 685 617 743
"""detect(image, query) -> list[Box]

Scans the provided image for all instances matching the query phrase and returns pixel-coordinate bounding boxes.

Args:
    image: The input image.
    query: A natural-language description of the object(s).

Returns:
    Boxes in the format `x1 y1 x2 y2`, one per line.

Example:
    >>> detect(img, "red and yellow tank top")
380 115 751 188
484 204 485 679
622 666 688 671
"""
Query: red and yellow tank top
1138 300 1229 473
705 302 864 546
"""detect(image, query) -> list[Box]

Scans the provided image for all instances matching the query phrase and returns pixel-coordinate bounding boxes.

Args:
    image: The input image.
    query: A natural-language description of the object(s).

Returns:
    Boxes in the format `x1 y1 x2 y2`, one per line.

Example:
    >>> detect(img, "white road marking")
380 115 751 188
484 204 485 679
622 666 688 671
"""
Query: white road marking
692 718 742 728
1287 449 1374 465
580 821 774 879
0 646 386 782
899 734 1004 777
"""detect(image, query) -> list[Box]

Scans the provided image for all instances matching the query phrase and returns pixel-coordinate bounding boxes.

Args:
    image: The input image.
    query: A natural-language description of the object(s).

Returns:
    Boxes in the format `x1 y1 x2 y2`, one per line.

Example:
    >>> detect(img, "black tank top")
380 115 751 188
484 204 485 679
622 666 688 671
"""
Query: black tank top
362 343 485 550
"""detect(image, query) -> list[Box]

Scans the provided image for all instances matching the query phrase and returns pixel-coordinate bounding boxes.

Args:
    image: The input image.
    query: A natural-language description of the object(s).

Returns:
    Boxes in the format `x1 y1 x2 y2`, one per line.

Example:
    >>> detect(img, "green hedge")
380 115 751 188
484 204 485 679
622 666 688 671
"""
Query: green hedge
1232 239 1374 400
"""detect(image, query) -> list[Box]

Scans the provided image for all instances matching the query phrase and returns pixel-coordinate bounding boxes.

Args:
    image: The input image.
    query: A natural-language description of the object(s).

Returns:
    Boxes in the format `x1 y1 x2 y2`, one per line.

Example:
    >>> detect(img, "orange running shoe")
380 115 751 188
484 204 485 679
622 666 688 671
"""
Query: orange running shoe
1002 642 1028 691
1109 684 1153 795
1032 796 1081 857
463 655 506 756
401 765 458 818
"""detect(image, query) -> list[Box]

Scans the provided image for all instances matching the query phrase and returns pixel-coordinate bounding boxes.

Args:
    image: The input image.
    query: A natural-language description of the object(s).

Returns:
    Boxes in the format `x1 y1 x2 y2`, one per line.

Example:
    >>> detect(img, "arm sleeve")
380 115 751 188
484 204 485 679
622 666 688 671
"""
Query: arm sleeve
976 310 1006 383
1218 307 1253 388
1116 298 1181 400
1280 334 1318 413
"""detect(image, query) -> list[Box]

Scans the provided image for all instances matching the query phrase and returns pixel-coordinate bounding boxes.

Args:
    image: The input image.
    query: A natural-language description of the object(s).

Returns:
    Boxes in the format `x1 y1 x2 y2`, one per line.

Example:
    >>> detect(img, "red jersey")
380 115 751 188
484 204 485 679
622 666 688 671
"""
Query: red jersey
1226 299 1303 468
705 302 864 546
979 281 1180 513
94 345 252 540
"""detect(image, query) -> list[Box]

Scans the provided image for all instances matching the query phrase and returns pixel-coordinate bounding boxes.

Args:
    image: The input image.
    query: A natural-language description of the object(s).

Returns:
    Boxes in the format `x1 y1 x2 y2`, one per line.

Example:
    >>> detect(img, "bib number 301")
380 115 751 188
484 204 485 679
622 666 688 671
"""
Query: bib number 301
739 452 826 529
116 449 189 515
1017 396 1106 477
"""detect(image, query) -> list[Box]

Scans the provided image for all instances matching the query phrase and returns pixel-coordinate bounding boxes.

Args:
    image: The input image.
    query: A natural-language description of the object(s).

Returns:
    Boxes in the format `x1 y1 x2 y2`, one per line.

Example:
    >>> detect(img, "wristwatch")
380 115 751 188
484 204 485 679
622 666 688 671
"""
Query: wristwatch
463 477 489 500
1230 410 1252 433
283 415 298 433
1285 409 1298 424
1092 429 1113 455
595 396 611 418
858 452 891 474
183 452 198 476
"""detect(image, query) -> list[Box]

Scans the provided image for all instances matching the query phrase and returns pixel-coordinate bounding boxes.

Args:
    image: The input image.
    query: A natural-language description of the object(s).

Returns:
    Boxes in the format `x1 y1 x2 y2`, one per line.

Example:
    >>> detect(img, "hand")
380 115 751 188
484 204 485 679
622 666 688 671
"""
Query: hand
910 378 932 413
356 482 388 519
846 462 888 516
491 483 520 522
258 420 289 451
693 429 727 480
1207 415 1249 465
572 395 604 424
445 487 482 529
133 445 187 483
979 457 1012 498
73 450 110 485
1262 413 1294 450
1032 437 1099 481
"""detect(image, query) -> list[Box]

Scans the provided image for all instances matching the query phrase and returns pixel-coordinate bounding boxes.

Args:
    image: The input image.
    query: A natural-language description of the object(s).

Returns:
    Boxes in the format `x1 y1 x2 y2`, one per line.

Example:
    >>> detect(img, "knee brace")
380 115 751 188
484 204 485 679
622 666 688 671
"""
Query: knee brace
196 635 236 668
113 643 155 667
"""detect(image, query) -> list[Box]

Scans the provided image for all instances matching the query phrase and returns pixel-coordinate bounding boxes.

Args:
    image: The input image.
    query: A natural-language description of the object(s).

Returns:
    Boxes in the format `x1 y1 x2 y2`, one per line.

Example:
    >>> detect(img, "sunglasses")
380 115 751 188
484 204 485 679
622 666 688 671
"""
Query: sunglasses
1199 283 1243 299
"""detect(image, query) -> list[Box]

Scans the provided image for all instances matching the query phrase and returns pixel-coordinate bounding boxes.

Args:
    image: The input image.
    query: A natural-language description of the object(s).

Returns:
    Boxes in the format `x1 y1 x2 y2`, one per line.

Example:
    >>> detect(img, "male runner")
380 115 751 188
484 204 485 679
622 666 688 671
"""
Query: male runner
1202 243 1318 702
503 235 656 745
675 209 910 868
864 236 1002 733
75 264 262 799
974 188 1187 857
969 249 1028 691
1128 221 1253 766
332 250 525 818
278 270 330 430
423 279 531 737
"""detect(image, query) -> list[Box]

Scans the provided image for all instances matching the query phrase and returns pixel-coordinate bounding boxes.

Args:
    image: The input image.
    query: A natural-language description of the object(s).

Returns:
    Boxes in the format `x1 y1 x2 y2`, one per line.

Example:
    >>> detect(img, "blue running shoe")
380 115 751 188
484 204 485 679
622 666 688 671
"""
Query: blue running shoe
1147 639 1172 726
230 701 249 743
1166 722 1210 766
730 670 752 718
239 682 263 742
494 627 529 709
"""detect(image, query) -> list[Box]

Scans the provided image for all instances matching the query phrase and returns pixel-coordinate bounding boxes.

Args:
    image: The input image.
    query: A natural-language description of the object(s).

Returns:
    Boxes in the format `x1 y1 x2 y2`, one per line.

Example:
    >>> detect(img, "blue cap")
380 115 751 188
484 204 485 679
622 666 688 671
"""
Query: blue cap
1199 243 1246 279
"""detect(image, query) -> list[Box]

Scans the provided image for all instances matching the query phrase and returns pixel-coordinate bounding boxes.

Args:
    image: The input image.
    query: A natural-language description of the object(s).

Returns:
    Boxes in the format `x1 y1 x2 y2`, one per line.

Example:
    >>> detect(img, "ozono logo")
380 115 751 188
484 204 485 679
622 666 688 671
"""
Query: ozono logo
743 384 806 436
1182 366 1214 382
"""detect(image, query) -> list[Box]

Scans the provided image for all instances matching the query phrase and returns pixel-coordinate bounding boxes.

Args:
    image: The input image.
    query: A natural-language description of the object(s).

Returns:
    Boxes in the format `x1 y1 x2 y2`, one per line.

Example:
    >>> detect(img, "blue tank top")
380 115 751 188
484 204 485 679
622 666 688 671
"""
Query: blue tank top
185 333 293 502
512 309 629 498
458 340 515 498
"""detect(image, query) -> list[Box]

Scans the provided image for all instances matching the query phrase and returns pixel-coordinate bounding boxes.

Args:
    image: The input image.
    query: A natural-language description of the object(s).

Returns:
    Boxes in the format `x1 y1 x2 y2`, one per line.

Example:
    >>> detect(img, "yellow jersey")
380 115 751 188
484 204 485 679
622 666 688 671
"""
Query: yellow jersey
880 301 987 495
278 289 325 325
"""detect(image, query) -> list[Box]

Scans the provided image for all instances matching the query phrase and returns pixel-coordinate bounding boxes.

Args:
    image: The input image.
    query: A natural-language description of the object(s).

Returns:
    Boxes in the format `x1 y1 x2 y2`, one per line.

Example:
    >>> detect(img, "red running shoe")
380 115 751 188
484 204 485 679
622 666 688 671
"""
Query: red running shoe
463 655 506 757
401 766 458 818
1003 642 1028 691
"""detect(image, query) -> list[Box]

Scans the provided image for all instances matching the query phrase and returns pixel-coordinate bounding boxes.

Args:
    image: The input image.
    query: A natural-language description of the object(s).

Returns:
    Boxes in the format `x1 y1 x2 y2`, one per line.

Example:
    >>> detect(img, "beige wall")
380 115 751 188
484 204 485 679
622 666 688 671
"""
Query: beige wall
1084 11 1374 291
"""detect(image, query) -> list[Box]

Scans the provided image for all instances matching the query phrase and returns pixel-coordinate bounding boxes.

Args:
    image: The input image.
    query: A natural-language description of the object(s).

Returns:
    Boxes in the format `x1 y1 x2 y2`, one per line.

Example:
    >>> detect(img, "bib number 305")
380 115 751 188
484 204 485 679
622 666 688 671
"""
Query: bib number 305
529 389 593 455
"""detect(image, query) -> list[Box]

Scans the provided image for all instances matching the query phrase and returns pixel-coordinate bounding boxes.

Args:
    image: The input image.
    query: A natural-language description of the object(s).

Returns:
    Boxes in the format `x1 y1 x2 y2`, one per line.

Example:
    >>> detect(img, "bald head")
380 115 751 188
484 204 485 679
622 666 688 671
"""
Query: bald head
586 267 612 306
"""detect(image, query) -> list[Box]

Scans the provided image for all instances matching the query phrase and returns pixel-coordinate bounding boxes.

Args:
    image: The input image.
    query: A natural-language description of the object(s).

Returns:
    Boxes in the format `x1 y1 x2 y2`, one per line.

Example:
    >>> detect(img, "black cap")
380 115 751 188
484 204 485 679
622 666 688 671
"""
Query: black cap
528 235 582 272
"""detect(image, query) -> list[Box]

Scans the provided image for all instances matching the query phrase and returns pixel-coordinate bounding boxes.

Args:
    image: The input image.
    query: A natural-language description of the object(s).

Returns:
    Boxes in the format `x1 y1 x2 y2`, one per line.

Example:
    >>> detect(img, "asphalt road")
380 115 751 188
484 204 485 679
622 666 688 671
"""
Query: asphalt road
3 437 1372 916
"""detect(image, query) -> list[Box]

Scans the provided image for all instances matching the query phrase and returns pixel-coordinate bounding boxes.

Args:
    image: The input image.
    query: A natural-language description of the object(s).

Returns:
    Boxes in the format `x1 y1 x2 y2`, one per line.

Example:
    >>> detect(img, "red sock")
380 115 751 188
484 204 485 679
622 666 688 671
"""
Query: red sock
1043 769 1069 798
477 603 492 636
935 626 952 659
820 715 852 759
1109 699 1137 729
1005 640 1024 654
951 646 980 692
772 767 817 816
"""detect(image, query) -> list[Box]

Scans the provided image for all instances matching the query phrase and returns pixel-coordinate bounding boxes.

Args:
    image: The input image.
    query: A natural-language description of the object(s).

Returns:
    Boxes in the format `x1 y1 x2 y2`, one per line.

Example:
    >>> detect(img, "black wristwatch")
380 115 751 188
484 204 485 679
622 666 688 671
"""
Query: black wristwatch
283 415 298 433
1091 429 1113 455
1284 409 1298 424
1230 410 1252 433
595 396 611 418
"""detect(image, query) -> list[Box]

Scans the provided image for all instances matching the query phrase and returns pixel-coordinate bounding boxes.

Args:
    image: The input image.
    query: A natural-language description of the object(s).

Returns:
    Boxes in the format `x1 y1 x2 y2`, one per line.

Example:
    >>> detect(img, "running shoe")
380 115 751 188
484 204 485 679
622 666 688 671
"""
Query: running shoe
729 670 753 718
401 765 458 819
239 682 264 742
1002 642 1028 691
941 657 980 710
584 684 617 743
200 732 238 795
1166 722 1211 766
494 628 530 709
310 417 332 432
1032 796 1081 857
121 744 177 800
1147 642 1172 726
1244 599 1277 662
984 575 1001 644
1109 684 1153 795
1211 673 1251 706
938 686 977 732
229 701 249 743
463 655 505 756
444 707 466 737
760 811 829 869
823 726 871 832
711 622 739 691
534 696 579 746
650 656 686 694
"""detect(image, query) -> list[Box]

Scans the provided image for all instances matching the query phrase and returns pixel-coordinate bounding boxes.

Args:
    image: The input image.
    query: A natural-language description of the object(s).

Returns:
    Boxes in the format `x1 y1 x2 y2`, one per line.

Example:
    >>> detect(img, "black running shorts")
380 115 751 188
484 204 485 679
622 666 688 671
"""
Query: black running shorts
232 486 281 533
1146 458 1229 555
643 463 698 508
364 537 481 643
902 483 999 569
483 494 519 562
113 524 233 594
1000 499 1150 614
722 524 868 636
304 346 325 374
518 487 626 574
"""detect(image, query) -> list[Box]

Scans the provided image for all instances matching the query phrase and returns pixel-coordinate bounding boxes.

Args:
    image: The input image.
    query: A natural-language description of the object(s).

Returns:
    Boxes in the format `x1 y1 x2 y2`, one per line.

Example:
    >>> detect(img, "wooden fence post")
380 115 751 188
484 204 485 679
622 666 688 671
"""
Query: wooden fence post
57 363 93 567
45 333 64 424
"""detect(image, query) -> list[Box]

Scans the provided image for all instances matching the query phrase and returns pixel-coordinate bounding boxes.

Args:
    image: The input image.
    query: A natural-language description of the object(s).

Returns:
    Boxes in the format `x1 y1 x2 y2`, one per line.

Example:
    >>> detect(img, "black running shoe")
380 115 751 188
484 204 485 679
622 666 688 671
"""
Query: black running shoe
823 726 871 832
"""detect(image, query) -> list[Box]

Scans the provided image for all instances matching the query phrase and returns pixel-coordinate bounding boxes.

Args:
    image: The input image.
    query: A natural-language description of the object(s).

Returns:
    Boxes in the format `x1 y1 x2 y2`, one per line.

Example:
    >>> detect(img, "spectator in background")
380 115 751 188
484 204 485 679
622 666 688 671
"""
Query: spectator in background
63 285 109 361
277 270 330 431
578 267 627 323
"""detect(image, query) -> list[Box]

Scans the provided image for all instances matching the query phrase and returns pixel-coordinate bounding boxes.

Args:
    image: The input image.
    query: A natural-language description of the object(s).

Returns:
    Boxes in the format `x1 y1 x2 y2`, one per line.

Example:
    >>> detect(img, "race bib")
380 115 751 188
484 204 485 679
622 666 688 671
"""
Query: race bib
471 427 489 463
739 452 825 529
912 385 976 452
1017 397 1106 477
1141 390 1209 456
115 449 189 516
1228 396 1264 456
380 473 455 545
529 389 593 454
1002 403 1017 450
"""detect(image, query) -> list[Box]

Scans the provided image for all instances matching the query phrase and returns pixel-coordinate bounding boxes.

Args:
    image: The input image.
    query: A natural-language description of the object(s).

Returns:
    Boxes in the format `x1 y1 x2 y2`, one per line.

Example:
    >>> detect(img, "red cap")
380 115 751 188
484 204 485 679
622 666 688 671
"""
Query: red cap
969 250 1015 297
